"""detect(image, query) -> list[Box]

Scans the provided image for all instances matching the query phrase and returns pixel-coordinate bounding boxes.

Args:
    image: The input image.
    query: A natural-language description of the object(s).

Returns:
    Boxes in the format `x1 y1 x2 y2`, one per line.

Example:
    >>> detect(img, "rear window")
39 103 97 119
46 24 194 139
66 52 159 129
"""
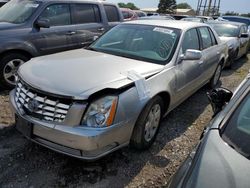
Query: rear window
73 4 101 24
104 5 120 22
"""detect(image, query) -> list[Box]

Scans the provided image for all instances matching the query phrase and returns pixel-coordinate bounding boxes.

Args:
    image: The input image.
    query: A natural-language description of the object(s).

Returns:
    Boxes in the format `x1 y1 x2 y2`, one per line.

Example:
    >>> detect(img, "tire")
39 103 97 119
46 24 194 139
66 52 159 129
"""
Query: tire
0 53 29 89
209 63 222 88
130 96 164 150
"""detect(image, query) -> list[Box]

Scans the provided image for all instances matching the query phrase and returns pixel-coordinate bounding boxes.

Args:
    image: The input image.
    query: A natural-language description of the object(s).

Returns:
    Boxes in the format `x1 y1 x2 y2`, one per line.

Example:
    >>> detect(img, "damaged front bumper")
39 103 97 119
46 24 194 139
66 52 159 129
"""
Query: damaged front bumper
9 90 135 160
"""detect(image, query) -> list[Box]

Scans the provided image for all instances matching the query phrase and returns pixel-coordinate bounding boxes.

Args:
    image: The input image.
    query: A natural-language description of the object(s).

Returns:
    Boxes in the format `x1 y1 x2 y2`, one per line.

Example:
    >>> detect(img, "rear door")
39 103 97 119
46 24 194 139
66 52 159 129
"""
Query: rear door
198 26 220 82
32 3 75 55
176 28 204 99
70 3 106 48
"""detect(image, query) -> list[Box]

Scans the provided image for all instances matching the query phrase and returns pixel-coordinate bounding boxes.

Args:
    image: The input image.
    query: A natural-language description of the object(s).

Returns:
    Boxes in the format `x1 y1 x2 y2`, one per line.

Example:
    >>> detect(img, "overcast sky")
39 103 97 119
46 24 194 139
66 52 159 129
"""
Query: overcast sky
107 0 250 14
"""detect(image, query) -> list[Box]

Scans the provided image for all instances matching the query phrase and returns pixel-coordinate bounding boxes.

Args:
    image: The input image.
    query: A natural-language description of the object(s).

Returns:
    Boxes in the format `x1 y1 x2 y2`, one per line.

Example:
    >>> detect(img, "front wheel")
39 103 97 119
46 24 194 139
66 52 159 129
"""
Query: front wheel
0 53 29 89
130 96 164 150
209 63 222 88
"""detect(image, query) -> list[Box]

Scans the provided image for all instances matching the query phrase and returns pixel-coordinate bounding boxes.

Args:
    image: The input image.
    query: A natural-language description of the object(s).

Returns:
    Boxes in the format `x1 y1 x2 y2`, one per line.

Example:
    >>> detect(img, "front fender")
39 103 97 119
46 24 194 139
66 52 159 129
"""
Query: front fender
0 39 38 57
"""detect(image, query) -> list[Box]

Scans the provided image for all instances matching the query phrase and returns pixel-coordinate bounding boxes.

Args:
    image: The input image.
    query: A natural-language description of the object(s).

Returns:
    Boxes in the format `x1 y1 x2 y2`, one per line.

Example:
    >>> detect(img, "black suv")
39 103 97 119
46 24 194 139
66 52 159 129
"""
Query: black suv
0 0 123 89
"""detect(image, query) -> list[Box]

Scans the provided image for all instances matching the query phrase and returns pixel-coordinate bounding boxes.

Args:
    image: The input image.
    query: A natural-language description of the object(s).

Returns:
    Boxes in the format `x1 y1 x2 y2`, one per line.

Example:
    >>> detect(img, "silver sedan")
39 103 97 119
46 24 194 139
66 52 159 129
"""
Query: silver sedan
10 20 228 160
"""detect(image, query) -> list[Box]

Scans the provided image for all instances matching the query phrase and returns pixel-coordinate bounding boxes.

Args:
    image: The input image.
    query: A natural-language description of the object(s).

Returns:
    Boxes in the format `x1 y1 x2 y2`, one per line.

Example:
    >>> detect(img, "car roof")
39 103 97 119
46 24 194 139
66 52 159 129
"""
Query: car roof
124 20 207 30
208 20 245 26
36 0 114 4
222 15 250 20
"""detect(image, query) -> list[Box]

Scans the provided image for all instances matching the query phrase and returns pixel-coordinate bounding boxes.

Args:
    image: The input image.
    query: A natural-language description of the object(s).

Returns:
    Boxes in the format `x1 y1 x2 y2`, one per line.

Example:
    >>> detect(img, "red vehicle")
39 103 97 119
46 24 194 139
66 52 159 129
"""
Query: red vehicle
120 8 138 21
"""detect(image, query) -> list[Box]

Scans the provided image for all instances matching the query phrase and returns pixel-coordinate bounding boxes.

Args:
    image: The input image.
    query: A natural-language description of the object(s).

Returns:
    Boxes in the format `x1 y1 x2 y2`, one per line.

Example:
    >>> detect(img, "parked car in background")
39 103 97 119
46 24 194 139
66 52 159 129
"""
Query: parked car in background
181 17 205 23
10 20 227 160
168 73 250 188
139 15 174 20
120 8 138 21
0 0 123 89
171 15 191 20
134 10 147 18
0 0 7 7
222 16 250 27
147 12 160 16
209 21 249 67
196 16 214 22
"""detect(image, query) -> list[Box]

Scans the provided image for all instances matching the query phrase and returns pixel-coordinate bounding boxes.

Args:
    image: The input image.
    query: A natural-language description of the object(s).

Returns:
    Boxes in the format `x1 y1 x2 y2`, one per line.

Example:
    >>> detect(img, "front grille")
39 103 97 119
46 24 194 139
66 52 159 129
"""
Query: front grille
15 80 71 123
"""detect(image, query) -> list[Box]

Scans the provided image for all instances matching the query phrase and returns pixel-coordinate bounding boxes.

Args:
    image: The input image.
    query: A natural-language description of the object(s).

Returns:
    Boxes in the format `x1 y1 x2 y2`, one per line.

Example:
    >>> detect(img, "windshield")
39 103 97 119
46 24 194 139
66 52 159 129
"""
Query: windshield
222 91 250 159
90 24 181 65
0 0 40 24
211 24 239 37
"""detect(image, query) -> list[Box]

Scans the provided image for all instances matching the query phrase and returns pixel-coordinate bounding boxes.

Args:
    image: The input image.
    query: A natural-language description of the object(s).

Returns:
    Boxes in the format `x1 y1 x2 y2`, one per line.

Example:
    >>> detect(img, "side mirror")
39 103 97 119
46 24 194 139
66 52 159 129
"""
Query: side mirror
207 88 233 117
240 33 249 38
36 19 50 28
180 49 202 61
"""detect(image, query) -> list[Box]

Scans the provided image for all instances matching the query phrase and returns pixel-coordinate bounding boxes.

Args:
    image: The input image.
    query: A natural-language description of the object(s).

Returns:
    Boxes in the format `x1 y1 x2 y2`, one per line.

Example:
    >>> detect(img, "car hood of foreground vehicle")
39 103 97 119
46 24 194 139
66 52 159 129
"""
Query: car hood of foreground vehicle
18 49 164 99
182 130 250 188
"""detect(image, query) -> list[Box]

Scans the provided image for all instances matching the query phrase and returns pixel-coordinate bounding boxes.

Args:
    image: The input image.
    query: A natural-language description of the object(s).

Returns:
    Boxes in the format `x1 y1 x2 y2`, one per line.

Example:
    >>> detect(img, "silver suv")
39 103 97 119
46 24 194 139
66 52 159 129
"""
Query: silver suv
10 20 228 160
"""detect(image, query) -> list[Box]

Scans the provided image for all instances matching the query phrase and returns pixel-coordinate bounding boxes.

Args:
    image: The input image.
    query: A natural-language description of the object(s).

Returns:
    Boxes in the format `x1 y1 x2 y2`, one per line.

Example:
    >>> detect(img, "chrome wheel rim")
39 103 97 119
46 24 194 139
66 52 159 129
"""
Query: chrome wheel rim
213 65 221 86
3 59 24 85
144 104 161 142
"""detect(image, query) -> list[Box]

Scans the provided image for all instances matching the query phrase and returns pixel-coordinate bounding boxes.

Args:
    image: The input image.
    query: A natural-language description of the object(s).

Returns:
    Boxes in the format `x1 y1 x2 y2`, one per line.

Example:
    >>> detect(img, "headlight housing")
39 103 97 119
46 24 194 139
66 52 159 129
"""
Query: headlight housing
82 96 118 128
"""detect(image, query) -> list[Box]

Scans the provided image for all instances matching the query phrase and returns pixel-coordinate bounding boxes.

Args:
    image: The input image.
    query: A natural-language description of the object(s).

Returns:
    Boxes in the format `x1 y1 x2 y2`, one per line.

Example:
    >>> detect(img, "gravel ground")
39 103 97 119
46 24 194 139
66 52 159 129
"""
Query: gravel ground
0 55 249 187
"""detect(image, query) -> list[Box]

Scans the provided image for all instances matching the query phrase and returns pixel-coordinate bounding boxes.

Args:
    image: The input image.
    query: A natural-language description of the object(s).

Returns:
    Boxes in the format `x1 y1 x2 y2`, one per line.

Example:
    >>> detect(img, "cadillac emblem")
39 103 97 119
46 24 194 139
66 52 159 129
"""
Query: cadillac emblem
27 99 40 112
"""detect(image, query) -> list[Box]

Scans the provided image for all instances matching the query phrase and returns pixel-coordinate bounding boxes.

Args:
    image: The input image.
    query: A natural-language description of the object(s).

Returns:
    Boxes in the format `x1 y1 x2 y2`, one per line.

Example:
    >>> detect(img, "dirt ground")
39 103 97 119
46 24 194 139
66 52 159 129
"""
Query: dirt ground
0 55 249 188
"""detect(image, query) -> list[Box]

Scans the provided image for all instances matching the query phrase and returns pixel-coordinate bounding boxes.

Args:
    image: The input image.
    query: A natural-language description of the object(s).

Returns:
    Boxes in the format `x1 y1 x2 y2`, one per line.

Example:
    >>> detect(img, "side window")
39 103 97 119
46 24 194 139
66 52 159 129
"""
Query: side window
39 4 71 26
241 25 247 34
104 5 120 22
208 28 217 45
199 27 213 50
73 4 101 24
182 28 200 54
122 11 129 19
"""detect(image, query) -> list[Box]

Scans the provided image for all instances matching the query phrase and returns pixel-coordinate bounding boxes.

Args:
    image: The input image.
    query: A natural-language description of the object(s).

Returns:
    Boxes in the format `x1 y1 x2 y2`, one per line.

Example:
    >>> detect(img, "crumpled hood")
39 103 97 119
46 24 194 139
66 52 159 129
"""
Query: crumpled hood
19 49 164 99
219 36 239 50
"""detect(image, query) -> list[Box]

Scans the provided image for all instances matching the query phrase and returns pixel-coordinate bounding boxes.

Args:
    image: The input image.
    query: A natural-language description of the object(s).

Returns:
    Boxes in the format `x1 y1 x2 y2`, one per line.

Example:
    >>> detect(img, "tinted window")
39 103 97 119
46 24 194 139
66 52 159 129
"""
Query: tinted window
104 5 119 22
91 24 181 65
199 27 213 49
222 91 250 159
73 4 101 24
39 4 70 26
182 29 200 53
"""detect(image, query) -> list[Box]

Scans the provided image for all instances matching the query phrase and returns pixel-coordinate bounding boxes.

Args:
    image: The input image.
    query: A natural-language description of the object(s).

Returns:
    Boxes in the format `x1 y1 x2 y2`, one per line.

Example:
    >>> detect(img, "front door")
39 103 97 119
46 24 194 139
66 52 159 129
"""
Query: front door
176 28 204 100
31 3 74 55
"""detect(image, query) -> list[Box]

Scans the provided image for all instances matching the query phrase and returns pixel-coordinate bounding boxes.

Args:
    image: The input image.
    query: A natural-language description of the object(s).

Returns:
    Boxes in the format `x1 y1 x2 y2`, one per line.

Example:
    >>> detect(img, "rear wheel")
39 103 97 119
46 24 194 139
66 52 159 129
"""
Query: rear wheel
0 53 29 89
130 96 164 150
209 63 222 88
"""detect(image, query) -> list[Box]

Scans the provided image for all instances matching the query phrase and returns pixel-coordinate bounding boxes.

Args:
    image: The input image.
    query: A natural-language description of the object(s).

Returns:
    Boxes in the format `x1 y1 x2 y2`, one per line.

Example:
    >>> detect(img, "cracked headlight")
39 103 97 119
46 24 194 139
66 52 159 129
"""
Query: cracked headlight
82 96 118 128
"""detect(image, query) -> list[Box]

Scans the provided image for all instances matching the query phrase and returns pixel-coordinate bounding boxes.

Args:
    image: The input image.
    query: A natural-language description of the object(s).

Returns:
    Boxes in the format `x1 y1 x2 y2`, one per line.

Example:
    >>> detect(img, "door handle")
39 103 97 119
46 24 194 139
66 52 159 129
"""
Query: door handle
98 27 105 32
66 31 76 35
198 61 204 65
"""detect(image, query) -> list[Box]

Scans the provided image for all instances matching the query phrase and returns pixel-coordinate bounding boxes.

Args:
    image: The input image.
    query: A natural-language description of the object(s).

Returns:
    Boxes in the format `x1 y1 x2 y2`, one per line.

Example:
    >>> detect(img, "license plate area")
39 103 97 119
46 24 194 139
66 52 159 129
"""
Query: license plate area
15 115 33 138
